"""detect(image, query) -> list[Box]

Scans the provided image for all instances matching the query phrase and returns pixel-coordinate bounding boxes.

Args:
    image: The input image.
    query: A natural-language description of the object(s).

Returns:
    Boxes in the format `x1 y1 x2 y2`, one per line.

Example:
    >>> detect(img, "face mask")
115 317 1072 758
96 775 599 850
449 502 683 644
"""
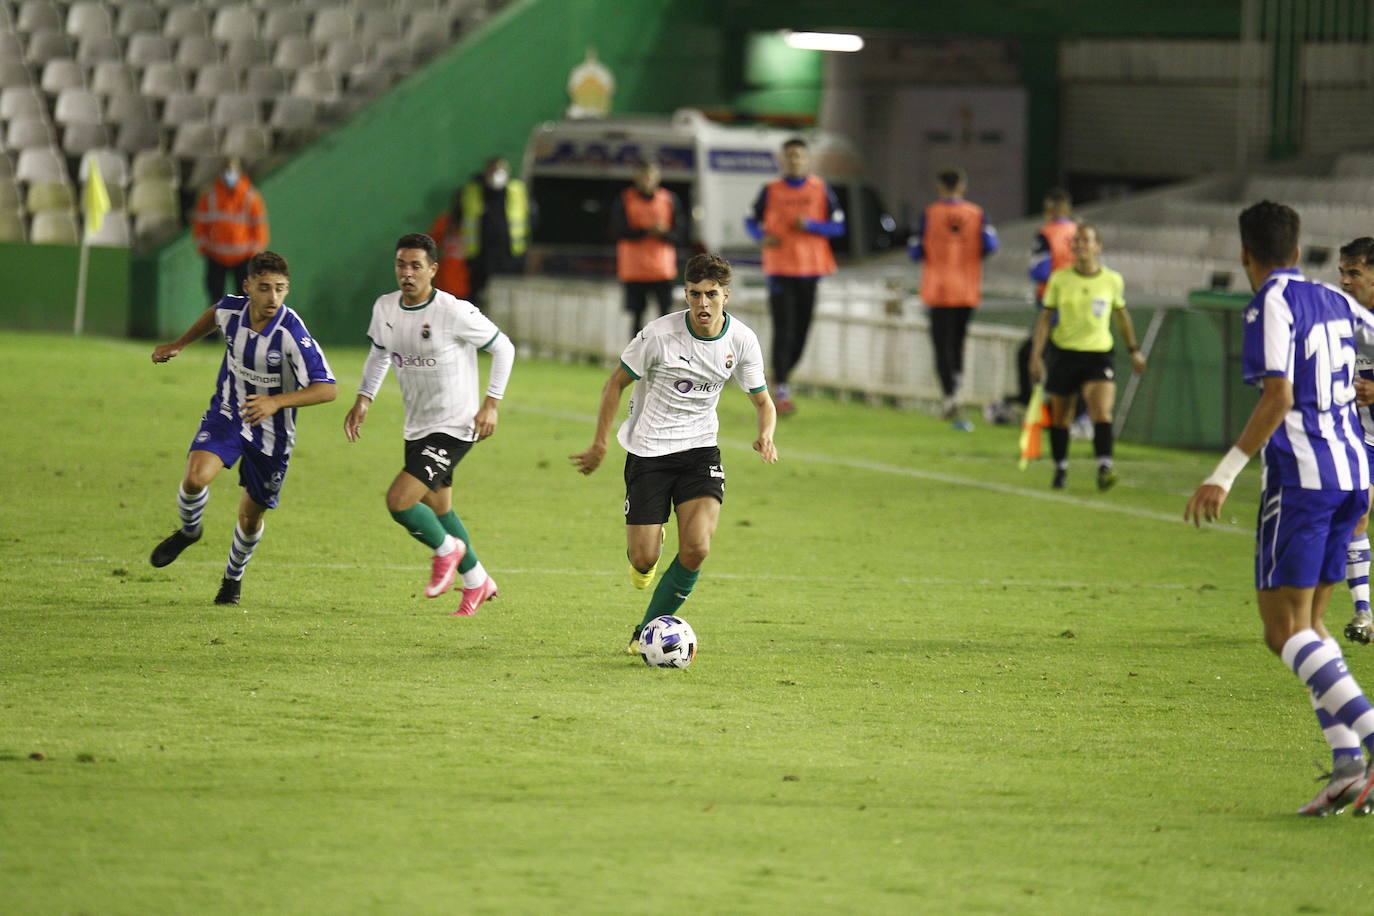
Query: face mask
488 169 509 190
224 170 240 186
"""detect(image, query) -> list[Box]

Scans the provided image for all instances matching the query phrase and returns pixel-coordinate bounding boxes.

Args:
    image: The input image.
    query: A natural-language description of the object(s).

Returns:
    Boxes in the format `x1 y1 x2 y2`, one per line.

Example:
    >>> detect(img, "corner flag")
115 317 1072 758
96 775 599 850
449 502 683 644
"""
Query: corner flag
1018 384 1046 470
83 158 110 237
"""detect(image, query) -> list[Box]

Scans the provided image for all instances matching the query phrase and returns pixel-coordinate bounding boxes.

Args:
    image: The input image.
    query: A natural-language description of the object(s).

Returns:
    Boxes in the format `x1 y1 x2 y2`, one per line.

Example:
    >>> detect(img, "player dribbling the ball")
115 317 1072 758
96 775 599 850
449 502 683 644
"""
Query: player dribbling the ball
570 253 779 655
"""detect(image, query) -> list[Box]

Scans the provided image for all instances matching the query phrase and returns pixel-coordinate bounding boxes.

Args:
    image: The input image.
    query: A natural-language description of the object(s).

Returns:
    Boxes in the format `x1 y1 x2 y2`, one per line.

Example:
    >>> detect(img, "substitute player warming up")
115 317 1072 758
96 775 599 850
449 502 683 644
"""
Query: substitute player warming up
1185 202 1374 816
148 251 337 605
344 233 515 615
570 253 778 654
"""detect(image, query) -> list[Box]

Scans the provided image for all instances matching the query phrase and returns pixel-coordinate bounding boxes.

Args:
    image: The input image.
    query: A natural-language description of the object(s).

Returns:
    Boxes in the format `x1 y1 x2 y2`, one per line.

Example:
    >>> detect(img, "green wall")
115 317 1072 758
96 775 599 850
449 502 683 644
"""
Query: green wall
140 0 732 345
0 242 131 336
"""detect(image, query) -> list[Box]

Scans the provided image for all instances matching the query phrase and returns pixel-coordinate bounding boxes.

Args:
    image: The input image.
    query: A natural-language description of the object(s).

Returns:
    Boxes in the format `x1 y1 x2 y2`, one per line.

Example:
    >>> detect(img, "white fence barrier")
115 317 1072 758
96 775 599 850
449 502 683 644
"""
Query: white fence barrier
485 275 1027 408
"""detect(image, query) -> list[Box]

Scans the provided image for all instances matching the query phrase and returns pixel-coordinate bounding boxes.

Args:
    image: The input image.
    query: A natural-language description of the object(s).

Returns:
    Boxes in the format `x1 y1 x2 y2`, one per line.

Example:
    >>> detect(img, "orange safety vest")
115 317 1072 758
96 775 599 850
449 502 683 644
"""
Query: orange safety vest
1035 218 1077 301
192 176 268 266
429 211 472 298
919 198 986 307
616 187 677 283
761 175 837 278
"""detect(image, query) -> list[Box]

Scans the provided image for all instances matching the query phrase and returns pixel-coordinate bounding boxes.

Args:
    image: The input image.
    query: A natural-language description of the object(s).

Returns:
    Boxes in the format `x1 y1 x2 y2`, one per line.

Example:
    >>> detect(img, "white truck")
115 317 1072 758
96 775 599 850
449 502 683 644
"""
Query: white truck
520 108 899 275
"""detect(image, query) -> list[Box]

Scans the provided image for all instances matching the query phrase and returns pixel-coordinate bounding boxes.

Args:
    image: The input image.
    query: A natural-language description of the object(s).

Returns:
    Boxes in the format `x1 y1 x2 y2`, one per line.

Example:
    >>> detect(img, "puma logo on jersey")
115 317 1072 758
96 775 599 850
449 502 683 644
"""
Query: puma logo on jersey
679 355 693 363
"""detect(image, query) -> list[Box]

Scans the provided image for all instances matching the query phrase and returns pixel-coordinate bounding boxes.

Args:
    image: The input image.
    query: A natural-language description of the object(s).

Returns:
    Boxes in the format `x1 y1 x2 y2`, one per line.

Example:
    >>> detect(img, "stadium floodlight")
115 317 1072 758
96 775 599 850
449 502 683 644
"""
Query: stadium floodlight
782 31 865 53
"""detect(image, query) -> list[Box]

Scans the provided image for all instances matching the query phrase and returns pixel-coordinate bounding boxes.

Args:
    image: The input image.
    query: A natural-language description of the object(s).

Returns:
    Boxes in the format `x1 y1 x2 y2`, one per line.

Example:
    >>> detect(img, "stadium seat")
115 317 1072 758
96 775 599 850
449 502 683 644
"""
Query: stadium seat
85 207 130 246
171 120 220 158
359 12 402 42
139 62 188 99
6 117 55 151
243 66 288 100
348 67 395 99
24 29 74 65
115 3 161 38
0 84 45 119
222 123 270 160
261 7 308 38
0 207 27 242
65 1 114 40
91 60 137 97
310 8 355 43
0 176 19 206
211 93 260 126
25 178 73 212
127 32 174 67
291 67 339 101
323 40 368 74
54 87 103 125
195 65 241 97
134 210 178 246
62 121 110 156
223 37 271 67
211 5 258 42
16 145 67 183
162 91 211 126
131 150 178 192
30 208 79 243
273 36 319 69
128 176 178 216
76 34 122 65
80 147 129 187
0 33 28 69
176 35 221 70
164 6 211 40
114 118 163 153
16 0 61 34
39 57 85 93
105 92 153 125
405 11 454 57
268 94 316 144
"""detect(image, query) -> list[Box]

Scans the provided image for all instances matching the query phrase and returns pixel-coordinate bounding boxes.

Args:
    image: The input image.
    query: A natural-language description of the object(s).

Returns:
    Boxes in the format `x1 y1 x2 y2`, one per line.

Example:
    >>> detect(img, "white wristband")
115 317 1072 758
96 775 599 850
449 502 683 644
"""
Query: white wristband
1204 446 1250 492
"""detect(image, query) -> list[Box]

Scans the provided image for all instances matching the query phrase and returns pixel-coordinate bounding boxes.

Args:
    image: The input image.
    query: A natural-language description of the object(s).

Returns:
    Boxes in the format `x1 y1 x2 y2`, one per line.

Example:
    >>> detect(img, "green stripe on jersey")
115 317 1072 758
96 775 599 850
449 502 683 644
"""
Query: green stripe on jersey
620 360 640 380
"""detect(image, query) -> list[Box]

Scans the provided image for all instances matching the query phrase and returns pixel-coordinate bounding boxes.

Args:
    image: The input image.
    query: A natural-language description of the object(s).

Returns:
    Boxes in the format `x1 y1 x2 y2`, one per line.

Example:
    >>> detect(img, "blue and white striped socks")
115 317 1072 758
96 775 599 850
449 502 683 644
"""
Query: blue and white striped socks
1310 639 1363 767
1284 629 1374 758
1348 536 1371 616
225 522 263 581
177 485 208 536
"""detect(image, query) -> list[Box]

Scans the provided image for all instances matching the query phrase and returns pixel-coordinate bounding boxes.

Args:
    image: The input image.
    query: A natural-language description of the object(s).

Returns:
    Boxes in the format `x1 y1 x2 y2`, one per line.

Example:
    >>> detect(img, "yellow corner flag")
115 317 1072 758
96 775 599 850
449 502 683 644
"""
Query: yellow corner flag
1018 384 1046 470
83 158 111 238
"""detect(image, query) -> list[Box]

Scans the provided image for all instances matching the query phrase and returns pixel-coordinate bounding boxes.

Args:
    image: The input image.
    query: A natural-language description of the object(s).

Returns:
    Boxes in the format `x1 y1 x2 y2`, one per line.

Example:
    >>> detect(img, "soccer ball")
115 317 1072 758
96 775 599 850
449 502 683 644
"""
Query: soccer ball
638 615 697 668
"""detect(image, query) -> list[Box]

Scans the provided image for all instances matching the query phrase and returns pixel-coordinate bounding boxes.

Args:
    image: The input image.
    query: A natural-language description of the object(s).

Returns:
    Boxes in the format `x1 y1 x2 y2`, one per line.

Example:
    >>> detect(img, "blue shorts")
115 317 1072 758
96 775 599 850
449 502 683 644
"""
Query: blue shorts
1255 483 1369 589
190 409 290 509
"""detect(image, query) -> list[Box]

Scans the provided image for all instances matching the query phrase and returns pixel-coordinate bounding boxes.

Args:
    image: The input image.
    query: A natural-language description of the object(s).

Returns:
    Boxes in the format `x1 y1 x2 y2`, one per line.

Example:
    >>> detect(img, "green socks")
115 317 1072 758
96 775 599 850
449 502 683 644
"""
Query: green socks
639 557 700 628
437 510 479 574
389 503 447 550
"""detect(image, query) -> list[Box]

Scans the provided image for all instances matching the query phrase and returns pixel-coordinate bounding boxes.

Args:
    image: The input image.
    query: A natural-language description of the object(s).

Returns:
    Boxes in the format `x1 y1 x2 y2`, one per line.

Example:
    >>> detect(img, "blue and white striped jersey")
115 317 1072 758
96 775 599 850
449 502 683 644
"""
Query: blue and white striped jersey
1242 268 1374 490
208 295 335 457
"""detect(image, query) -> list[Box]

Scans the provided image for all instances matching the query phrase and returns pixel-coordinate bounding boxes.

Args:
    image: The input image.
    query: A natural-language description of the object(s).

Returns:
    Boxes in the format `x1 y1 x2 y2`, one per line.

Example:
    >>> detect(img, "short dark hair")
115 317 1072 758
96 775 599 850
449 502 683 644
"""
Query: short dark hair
396 233 438 264
937 168 966 191
1044 187 1072 208
1340 237 1374 266
248 250 288 277
1238 201 1300 267
684 253 732 288
782 138 808 152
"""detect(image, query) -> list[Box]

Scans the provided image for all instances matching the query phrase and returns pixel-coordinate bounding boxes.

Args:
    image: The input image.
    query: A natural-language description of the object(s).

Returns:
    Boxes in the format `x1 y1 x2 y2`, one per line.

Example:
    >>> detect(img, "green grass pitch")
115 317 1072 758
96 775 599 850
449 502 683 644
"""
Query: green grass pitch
3 331 1372 914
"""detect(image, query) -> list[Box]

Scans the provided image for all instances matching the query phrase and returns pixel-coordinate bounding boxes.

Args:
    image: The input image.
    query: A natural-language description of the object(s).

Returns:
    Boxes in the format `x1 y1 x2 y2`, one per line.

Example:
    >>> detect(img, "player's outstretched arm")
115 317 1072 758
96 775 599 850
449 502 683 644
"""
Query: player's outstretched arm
749 388 778 463
151 306 217 363
1184 376 1292 527
570 366 633 475
242 381 337 426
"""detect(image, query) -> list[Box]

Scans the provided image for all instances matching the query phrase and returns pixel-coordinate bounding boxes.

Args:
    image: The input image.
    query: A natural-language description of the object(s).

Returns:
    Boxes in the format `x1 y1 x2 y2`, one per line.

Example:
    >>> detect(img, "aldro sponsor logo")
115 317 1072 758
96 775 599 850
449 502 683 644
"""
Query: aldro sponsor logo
674 379 723 394
392 352 438 369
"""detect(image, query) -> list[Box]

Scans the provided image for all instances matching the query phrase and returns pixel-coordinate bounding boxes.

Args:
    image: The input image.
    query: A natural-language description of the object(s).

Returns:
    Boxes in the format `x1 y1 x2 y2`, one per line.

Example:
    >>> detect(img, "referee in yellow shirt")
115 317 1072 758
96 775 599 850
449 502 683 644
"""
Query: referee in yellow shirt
1028 224 1146 491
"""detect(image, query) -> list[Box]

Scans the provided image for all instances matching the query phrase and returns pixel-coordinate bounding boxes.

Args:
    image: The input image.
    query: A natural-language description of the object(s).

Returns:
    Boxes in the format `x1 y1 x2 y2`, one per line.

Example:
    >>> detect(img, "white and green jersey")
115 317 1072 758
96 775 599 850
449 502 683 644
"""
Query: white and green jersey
363 289 503 441
617 310 767 457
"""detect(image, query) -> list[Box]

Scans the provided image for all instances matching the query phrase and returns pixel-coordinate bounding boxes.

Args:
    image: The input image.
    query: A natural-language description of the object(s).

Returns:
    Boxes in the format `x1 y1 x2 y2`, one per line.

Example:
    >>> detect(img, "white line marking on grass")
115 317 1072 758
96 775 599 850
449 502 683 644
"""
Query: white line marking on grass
514 404 1248 536
19 556 1213 590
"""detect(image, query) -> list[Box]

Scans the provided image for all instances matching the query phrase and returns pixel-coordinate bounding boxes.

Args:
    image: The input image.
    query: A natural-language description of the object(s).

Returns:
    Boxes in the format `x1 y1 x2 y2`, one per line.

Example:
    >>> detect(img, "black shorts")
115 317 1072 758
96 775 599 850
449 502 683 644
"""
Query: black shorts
623 446 724 525
1045 345 1116 396
624 280 673 314
403 433 474 491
